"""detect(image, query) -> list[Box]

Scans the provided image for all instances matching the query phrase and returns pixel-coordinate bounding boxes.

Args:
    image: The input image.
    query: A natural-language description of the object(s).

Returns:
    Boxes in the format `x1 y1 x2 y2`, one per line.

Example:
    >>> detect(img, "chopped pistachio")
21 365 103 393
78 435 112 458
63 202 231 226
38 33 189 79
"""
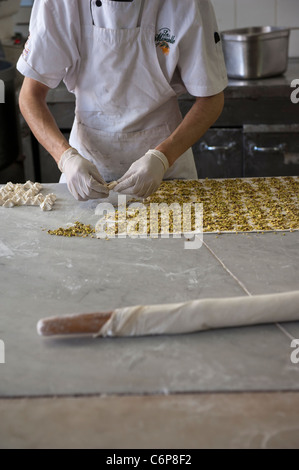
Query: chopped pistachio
47 177 299 237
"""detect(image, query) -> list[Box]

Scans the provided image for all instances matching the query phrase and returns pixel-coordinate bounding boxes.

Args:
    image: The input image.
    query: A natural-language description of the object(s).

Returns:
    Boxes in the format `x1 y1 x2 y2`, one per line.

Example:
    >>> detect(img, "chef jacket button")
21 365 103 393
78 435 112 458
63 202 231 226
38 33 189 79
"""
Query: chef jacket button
96 0 102 6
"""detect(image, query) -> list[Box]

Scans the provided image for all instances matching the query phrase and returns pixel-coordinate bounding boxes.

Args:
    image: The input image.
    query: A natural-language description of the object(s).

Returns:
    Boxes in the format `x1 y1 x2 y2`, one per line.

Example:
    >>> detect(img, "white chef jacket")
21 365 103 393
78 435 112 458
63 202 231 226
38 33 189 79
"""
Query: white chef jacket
17 0 228 181
18 0 227 97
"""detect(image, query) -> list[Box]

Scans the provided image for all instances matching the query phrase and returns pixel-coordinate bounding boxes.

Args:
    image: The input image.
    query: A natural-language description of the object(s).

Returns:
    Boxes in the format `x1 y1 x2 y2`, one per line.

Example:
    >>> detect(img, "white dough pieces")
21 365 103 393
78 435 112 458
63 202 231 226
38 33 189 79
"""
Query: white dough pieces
0 181 57 211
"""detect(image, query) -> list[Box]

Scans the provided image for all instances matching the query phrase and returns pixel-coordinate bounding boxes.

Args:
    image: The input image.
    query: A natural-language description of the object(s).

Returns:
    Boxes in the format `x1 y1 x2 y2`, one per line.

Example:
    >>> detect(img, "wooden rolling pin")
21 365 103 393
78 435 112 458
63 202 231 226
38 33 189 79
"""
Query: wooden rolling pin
37 291 299 338
37 312 112 337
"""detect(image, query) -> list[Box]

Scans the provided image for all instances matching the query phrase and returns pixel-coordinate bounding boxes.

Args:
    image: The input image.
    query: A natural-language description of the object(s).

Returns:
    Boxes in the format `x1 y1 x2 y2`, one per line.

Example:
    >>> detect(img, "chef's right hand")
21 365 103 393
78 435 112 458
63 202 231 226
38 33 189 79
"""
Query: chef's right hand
58 147 109 201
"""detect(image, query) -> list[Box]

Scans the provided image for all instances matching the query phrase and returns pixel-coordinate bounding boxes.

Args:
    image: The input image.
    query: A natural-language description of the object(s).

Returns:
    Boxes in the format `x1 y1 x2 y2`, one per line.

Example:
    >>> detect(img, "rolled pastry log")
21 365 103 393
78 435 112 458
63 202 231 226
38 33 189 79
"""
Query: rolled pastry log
98 291 299 337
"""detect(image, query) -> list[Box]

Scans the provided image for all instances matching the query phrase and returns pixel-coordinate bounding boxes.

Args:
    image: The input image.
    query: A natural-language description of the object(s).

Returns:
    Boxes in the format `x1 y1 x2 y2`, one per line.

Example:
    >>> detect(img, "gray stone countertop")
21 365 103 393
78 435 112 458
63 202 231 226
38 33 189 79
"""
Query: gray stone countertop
0 183 299 398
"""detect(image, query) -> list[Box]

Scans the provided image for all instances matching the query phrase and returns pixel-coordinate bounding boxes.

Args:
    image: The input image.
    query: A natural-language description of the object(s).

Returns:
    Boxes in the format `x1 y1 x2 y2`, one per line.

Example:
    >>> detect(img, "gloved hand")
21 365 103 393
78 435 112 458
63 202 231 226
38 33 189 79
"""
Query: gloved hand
58 147 109 201
113 149 169 198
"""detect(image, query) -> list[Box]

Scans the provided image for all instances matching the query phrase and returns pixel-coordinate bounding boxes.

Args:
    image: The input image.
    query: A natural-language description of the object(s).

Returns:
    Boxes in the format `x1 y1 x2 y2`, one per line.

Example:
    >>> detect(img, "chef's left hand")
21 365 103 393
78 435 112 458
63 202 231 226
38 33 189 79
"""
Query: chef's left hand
113 149 169 198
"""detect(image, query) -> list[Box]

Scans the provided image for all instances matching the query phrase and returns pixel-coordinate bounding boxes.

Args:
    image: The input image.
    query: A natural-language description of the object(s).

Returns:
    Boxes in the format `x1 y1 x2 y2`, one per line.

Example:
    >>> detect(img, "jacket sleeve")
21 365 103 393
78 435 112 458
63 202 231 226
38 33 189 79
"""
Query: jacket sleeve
177 0 228 97
17 0 81 91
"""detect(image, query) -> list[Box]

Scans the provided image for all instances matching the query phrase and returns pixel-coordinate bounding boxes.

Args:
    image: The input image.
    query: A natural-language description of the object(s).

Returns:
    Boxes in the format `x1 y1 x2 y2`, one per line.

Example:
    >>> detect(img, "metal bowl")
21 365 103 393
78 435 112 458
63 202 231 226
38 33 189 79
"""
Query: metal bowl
221 26 290 80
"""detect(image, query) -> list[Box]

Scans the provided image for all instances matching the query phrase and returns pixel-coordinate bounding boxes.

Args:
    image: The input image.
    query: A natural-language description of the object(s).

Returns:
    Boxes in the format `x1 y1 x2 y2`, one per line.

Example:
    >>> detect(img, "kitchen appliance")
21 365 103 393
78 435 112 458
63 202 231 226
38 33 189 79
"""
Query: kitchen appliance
0 40 4 60
0 0 21 40
0 60 23 183
0 0 26 88
221 26 298 80
0 1 24 183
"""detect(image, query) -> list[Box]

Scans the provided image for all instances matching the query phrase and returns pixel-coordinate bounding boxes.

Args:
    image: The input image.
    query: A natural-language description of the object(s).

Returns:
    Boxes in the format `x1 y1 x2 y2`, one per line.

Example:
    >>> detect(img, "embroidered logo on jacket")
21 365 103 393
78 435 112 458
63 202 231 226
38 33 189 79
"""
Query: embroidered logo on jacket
22 34 31 59
155 28 176 55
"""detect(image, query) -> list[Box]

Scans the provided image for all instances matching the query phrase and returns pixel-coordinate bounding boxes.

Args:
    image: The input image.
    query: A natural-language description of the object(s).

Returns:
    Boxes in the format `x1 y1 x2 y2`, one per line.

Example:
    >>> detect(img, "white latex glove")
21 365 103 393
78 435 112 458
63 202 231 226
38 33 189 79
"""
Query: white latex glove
58 147 109 201
113 150 169 198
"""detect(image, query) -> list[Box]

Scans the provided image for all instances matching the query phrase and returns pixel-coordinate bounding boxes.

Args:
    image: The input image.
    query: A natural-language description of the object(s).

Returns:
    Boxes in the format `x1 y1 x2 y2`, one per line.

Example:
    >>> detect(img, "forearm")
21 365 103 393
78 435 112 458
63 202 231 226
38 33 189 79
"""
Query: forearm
156 92 224 166
19 78 71 164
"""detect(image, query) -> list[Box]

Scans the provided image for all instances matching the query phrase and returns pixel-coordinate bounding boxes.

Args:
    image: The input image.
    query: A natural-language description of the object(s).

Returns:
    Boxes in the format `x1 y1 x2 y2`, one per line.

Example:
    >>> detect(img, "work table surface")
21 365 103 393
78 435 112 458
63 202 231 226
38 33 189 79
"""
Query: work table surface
1 183 299 399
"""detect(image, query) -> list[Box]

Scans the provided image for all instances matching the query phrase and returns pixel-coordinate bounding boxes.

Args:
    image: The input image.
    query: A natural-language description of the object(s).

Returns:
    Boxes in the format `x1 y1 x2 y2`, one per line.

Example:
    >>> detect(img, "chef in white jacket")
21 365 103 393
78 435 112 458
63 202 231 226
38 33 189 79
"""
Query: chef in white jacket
17 0 228 201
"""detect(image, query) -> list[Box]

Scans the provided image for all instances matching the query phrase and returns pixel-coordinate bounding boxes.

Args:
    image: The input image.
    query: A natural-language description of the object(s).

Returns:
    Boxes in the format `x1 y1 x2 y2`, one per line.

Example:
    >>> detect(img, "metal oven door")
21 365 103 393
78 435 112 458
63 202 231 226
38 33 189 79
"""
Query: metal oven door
244 124 299 177
193 128 243 179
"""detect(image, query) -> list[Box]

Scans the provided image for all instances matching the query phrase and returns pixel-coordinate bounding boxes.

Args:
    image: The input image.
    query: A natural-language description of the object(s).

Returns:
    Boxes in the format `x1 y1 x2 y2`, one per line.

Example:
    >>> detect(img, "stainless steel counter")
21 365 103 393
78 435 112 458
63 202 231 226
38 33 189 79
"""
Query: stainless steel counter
225 58 299 98
46 58 299 104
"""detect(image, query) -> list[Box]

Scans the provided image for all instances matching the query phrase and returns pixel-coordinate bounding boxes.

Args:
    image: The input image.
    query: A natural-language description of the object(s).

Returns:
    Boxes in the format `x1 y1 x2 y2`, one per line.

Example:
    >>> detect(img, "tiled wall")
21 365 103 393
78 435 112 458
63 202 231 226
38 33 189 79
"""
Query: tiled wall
14 0 299 57
211 0 299 57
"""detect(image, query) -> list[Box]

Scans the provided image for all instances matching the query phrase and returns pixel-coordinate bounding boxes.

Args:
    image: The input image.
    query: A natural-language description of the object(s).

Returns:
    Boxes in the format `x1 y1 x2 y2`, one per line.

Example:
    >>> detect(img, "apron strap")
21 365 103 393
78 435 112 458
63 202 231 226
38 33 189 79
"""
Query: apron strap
137 0 145 27
139 0 160 28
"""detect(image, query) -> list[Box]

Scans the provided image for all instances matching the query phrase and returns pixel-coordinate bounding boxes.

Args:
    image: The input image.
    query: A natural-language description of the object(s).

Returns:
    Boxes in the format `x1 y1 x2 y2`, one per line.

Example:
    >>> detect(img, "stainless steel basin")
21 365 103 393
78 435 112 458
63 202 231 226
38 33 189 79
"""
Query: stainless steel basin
221 26 291 80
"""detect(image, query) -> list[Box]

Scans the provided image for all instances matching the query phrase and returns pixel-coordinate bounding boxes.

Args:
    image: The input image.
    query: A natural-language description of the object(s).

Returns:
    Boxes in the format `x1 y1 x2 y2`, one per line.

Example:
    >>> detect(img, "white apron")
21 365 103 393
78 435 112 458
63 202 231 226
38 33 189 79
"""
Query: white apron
64 0 197 183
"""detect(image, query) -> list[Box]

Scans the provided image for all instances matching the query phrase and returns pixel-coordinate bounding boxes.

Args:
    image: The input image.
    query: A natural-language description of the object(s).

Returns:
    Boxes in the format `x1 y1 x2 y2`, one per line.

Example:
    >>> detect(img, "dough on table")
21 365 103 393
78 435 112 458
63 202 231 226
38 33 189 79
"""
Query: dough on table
0 181 56 211
107 181 118 190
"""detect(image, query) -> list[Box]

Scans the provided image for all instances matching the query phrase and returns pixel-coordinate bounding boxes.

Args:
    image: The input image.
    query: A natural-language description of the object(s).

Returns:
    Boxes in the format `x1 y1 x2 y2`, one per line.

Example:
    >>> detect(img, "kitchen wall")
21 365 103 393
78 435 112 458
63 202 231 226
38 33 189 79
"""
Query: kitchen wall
14 0 299 58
